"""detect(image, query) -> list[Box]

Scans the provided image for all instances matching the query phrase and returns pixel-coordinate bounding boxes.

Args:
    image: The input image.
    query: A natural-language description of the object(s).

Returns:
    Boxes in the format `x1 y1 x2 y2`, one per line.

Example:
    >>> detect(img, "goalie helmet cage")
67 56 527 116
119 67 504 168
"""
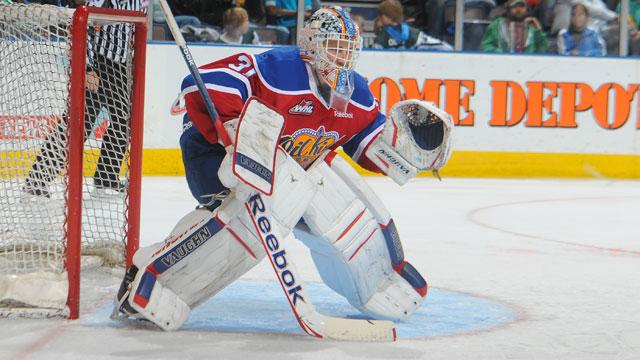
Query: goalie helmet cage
0 5 147 319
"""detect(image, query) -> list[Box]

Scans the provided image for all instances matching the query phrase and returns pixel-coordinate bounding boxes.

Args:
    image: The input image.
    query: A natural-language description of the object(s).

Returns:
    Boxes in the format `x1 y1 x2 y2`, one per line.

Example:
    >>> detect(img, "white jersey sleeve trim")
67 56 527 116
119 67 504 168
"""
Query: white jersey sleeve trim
349 98 377 112
181 84 243 100
198 67 253 99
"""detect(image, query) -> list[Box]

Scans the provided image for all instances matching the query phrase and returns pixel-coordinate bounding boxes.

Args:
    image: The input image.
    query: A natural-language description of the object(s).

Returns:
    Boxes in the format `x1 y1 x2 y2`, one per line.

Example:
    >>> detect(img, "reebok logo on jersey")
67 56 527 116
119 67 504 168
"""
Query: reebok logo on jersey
334 110 353 119
288 99 314 115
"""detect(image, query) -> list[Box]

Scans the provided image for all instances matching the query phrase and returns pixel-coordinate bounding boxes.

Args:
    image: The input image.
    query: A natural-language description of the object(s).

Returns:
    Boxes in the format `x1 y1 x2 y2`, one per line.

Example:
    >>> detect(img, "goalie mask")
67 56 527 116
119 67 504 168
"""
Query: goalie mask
299 7 363 112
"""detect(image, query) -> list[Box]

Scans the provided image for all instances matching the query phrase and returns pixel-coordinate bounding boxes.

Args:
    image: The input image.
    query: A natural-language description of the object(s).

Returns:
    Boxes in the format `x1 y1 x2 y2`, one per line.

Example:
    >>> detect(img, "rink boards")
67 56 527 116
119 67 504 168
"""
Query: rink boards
112 44 640 178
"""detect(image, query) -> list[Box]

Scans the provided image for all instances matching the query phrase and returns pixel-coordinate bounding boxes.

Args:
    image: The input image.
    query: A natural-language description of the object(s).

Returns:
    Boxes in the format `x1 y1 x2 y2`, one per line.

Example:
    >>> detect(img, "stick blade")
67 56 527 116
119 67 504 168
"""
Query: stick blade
321 317 397 342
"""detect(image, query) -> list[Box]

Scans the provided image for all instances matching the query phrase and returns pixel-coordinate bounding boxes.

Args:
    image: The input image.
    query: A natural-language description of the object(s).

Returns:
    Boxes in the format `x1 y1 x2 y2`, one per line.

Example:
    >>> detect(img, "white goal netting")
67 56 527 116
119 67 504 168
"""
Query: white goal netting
0 4 143 316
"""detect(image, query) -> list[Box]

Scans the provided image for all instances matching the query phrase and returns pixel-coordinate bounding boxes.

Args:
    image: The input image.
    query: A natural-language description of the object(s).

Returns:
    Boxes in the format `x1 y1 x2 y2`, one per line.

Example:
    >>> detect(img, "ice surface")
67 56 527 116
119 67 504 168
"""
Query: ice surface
1 177 639 359
81 280 514 338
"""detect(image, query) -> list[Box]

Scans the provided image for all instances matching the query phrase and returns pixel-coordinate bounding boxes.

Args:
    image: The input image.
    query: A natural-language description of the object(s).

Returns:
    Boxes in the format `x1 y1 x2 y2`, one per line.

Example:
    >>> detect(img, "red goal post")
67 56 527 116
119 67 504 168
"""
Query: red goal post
0 4 147 320
66 5 147 320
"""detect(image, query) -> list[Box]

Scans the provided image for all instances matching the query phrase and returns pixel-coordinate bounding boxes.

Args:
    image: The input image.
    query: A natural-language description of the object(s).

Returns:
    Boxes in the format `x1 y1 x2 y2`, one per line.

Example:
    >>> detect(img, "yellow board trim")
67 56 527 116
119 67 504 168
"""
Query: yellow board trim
139 149 640 179
4 149 640 179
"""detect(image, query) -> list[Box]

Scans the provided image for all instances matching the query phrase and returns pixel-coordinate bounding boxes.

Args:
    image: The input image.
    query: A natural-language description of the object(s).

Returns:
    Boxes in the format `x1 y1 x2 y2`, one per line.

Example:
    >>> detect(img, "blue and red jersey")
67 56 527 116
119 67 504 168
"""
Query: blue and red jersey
180 47 384 172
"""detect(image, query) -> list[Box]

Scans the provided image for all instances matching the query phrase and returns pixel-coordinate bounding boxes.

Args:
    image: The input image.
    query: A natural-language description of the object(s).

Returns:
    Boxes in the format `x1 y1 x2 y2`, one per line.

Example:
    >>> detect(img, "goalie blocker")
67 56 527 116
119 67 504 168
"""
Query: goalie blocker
365 99 454 185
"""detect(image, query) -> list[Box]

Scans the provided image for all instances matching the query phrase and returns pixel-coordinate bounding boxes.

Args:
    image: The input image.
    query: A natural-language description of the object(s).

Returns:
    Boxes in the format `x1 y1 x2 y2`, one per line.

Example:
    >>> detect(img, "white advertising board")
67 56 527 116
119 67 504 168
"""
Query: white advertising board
144 43 640 156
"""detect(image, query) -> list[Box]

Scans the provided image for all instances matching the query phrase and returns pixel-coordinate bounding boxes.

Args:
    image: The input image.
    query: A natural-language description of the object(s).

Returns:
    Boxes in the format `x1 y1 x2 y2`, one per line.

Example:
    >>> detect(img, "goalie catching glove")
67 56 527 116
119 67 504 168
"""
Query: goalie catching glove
365 99 454 185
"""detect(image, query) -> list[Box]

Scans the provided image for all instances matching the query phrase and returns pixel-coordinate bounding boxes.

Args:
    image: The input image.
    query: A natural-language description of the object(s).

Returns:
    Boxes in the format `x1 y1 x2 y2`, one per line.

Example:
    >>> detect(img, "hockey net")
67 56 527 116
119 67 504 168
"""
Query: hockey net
0 4 146 318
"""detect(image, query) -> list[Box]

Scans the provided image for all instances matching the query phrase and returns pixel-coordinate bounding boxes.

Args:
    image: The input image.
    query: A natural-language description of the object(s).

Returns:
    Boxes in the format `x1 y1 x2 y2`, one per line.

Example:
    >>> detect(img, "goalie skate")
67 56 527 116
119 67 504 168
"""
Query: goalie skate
111 265 144 321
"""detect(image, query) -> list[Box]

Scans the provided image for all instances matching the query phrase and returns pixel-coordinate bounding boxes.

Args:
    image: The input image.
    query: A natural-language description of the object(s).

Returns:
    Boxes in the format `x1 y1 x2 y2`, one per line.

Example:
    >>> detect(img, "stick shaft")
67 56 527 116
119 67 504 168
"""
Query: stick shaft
157 0 231 146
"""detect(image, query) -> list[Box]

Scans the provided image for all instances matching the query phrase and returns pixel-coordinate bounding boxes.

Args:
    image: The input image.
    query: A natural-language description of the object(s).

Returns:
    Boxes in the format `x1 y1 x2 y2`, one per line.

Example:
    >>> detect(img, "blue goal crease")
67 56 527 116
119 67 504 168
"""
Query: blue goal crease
84 279 514 339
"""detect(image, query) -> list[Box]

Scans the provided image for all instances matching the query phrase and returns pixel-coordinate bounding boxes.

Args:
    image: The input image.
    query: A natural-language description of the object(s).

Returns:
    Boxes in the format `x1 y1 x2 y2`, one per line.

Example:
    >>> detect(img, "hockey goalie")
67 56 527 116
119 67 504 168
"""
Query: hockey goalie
113 7 454 338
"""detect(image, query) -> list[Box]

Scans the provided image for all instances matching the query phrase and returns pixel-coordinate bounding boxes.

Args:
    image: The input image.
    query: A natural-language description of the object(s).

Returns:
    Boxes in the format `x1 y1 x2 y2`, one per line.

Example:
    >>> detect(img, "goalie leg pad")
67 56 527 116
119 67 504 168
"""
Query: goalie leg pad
297 217 423 322
328 152 428 297
121 150 315 330
129 271 191 331
301 157 424 321
123 200 266 330
261 148 317 233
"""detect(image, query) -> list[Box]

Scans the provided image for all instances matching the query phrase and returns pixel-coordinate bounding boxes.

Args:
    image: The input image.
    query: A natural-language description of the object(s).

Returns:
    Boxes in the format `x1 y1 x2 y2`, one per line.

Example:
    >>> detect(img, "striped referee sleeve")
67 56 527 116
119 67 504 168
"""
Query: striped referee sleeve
87 0 147 64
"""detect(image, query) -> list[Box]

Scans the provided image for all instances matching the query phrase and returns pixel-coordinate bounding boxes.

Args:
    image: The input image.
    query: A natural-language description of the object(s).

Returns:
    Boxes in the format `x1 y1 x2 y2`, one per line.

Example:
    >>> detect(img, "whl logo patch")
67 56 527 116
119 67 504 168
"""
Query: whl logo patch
288 99 314 115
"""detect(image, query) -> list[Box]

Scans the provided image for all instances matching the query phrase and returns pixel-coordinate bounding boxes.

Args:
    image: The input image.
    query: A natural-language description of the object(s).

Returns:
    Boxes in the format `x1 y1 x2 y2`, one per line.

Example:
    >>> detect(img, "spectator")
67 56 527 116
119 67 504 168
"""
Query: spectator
480 0 547 52
551 0 617 36
351 14 367 33
152 0 203 40
374 14 384 34
167 0 234 28
217 7 261 45
265 0 312 42
558 2 606 55
373 0 453 50
243 0 267 24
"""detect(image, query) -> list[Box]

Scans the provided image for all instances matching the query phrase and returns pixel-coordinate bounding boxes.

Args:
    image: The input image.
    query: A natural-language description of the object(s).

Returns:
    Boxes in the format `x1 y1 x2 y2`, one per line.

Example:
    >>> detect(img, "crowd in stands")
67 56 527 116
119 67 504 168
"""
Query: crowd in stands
9 0 640 55
150 0 639 56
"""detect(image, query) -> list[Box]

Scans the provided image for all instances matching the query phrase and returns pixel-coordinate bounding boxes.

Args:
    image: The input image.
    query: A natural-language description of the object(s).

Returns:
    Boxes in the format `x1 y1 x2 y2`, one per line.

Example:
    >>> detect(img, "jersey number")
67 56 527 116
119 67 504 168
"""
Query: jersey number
229 55 255 77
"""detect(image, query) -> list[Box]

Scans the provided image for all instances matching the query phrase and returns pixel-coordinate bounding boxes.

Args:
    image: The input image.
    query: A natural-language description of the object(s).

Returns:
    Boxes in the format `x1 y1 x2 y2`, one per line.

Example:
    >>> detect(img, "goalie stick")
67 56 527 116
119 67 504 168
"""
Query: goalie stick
156 0 231 148
245 192 396 342
158 0 397 341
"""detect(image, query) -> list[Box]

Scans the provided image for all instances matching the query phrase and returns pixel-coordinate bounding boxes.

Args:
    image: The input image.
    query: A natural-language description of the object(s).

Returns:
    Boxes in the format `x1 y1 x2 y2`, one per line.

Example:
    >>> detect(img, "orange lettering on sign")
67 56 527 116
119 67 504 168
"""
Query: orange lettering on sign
555 82 593 128
369 77 639 130
369 77 402 114
525 82 559 127
399 78 442 104
592 83 638 130
489 81 526 126
444 80 475 126
525 82 542 127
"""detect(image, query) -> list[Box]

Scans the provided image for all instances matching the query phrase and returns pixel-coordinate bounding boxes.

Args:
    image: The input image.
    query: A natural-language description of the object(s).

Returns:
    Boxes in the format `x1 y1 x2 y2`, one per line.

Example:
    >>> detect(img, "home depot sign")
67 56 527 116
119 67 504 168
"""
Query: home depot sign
370 78 640 130
138 45 639 156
